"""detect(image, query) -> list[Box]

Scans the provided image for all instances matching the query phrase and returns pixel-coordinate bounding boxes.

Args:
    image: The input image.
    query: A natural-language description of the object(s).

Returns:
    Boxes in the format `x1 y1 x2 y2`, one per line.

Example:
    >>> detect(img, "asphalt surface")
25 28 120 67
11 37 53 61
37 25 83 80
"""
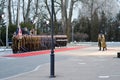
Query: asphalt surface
0 42 120 80
0 48 71 79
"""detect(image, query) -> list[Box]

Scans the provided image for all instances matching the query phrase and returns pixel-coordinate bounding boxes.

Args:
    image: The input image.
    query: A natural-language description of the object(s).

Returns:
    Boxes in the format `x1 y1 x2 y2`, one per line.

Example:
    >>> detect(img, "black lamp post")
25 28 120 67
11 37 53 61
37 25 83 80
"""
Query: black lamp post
50 0 55 78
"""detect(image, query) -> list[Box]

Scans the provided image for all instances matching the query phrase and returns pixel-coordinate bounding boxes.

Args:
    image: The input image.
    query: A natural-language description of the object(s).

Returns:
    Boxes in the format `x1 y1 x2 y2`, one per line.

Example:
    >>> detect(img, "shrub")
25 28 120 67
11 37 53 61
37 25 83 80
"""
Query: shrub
74 32 89 42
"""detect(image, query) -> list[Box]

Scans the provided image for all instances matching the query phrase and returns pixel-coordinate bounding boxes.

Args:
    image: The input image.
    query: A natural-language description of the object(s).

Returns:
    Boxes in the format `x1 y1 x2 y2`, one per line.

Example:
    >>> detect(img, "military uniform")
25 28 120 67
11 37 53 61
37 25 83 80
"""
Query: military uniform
98 34 102 51
101 35 107 51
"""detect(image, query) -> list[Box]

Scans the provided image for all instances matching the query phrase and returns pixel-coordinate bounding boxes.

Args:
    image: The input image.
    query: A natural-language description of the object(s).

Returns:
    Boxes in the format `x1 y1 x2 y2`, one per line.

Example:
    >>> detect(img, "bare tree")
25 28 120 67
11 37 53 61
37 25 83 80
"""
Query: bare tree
11 0 16 23
24 0 32 22
44 0 51 18
29 0 39 21
22 0 25 22
79 0 107 40
60 0 77 41
8 0 12 25
61 0 67 34
77 0 119 41
16 0 20 27
34 0 39 17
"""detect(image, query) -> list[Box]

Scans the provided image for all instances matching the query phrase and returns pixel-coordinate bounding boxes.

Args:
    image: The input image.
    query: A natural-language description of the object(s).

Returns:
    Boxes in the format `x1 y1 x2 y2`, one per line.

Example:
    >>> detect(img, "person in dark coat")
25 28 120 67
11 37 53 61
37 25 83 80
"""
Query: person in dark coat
22 27 30 35
98 34 102 51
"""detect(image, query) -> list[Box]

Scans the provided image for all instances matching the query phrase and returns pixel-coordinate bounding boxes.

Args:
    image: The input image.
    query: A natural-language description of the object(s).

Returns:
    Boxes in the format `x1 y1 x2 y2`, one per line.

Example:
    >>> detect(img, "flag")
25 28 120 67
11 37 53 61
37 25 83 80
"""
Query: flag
16 26 22 39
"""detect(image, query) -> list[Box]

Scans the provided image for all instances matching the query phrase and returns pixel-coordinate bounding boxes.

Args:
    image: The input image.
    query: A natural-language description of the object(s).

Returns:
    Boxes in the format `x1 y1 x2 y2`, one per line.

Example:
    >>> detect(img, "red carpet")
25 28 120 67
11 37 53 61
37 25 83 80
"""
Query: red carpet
3 46 87 57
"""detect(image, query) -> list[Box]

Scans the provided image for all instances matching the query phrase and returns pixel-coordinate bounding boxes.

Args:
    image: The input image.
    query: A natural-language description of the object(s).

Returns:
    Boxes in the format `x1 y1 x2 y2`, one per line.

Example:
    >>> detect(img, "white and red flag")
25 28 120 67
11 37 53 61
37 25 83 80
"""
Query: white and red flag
16 25 22 39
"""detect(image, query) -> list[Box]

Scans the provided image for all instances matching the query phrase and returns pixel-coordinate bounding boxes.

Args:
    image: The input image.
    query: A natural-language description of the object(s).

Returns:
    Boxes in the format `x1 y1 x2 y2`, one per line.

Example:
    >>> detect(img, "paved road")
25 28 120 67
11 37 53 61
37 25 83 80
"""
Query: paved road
0 42 120 80
0 51 70 80
2 45 119 80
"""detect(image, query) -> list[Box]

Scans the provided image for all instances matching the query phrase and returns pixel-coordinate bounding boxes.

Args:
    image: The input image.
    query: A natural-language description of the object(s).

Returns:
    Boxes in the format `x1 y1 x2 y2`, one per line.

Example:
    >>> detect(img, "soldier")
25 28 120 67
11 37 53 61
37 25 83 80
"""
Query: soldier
22 27 30 35
101 34 107 51
98 34 102 51
30 28 36 35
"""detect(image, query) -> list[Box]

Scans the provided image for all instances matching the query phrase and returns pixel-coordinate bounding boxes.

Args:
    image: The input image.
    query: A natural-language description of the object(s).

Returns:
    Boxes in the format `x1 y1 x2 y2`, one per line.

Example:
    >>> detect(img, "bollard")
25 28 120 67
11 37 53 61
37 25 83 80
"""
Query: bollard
117 52 120 58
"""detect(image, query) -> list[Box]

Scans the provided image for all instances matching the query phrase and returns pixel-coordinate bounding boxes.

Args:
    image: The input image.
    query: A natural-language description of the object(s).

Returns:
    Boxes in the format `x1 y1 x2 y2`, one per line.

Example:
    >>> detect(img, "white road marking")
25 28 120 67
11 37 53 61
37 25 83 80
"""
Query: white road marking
32 65 41 71
0 64 42 80
78 62 86 65
98 74 120 79
98 75 110 79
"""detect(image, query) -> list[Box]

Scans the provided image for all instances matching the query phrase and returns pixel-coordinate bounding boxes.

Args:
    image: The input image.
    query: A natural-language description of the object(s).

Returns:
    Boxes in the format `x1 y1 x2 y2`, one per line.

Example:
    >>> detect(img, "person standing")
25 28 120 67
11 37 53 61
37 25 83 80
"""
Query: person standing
98 34 102 51
101 34 107 51
22 27 30 35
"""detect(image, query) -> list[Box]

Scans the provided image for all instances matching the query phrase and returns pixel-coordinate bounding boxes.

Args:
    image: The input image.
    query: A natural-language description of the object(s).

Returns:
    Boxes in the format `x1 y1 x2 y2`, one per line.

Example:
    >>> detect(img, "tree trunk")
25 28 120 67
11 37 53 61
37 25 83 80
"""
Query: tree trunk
67 0 74 42
16 0 20 26
60 0 75 42
44 0 51 17
24 0 32 22
35 0 39 16
12 0 16 23
8 0 12 25
61 0 67 34
44 0 58 34
22 0 25 22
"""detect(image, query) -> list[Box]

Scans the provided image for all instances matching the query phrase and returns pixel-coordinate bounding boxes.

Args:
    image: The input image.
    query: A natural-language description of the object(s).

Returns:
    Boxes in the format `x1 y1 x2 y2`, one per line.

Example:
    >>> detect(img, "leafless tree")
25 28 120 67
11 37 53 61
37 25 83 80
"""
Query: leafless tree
23 0 32 22
8 0 12 25
16 0 20 27
61 0 78 41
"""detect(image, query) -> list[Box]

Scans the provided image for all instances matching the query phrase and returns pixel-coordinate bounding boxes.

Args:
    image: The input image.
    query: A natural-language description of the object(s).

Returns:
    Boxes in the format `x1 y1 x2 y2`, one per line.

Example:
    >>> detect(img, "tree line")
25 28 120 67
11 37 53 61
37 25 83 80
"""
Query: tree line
0 0 120 46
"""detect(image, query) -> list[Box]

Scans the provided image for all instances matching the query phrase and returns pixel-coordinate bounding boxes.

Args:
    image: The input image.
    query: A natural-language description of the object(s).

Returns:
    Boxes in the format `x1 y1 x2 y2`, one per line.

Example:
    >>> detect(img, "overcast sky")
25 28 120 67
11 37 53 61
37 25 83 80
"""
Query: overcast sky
1 0 120 23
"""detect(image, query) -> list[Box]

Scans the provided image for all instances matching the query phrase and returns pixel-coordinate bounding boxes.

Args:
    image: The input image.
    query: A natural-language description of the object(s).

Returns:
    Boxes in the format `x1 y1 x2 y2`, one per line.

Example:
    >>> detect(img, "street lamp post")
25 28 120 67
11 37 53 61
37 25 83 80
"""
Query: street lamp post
50 0 55 78
6 17 9 48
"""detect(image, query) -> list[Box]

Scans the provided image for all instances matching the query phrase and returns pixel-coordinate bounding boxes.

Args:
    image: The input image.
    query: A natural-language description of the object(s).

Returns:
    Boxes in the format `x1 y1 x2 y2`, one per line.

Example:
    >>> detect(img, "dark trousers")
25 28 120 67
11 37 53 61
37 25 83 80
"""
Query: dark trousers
98 42 101 50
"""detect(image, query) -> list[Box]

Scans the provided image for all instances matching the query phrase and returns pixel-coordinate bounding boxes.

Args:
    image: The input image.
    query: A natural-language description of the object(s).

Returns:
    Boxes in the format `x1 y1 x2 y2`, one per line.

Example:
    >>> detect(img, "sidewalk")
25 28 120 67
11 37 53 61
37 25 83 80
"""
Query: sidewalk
6 45 120 80
0 47 12 56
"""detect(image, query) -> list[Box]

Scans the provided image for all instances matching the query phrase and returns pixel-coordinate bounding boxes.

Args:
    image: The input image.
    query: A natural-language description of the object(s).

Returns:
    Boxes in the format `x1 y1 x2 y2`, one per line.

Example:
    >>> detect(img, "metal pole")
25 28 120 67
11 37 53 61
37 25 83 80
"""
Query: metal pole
72 26 74 42
6 22 8 48
50 0 55 78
